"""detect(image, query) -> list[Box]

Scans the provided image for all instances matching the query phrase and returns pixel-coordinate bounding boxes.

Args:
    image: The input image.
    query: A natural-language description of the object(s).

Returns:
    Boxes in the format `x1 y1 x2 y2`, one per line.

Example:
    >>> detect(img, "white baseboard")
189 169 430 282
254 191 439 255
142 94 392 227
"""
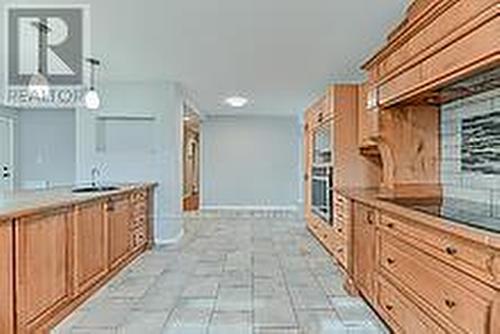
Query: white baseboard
155 227 184 246
200 205 298 212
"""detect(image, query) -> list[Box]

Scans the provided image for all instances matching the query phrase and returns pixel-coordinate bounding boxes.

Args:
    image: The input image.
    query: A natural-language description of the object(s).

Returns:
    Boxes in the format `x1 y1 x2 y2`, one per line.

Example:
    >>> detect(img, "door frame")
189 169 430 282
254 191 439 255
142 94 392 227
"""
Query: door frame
0 115 15 190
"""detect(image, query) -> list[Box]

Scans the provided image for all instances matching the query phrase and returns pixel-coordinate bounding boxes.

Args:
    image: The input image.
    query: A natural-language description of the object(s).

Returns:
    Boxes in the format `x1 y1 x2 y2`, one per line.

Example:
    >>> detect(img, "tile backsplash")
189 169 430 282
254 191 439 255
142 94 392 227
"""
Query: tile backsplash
441 88 500 205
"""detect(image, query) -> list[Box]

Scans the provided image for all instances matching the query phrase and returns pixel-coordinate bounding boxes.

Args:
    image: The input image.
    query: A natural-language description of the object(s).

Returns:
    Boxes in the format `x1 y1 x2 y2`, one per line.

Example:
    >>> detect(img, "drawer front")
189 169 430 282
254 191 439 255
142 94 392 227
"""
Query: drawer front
376 275 447 334
130 227 147 250
380 232 492 334
381 214 500 287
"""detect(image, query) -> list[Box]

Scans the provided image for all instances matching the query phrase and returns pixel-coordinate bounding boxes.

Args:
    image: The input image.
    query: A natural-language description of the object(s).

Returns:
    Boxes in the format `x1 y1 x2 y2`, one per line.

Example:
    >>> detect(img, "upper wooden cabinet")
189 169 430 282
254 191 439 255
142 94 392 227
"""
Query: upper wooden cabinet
0 220 14 334
363 0 499 107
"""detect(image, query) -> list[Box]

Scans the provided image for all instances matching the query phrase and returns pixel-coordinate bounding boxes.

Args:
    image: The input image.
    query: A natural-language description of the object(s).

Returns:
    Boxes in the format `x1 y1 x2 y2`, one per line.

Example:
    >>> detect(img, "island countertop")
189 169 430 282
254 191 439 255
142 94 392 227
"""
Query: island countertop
337 187 500 249
0 183 156 221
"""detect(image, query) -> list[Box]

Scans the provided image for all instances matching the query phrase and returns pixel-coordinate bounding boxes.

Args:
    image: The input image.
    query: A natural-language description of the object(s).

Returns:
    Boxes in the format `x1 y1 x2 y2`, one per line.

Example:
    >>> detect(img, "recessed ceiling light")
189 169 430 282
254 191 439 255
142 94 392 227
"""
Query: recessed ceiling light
225 96 248 108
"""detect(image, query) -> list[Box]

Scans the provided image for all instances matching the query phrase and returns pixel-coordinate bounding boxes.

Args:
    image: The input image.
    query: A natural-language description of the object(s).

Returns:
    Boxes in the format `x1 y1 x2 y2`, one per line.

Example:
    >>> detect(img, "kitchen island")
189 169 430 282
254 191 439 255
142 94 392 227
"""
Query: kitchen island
0 184 156 334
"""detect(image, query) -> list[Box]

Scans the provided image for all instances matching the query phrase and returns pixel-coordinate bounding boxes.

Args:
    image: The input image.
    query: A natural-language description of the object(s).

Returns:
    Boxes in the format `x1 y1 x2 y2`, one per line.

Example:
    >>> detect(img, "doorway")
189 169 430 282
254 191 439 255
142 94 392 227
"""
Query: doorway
182 103 201 212
0 116 14 192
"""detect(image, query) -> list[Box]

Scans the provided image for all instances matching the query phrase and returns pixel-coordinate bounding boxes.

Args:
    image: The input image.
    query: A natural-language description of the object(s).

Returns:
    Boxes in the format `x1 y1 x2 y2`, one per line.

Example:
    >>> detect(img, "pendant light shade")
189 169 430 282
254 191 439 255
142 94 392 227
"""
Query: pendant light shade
28 72 50 98
85 58 101 110
84 89 100 110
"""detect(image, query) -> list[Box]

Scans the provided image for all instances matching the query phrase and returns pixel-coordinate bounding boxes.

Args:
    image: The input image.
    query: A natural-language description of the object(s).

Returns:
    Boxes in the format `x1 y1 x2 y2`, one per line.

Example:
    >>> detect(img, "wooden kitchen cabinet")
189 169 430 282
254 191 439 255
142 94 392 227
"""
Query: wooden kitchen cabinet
130 190 149 251
0 220 14 334
15 208 73 333
357 83 380 153
107 195 131 269
353 202 377 302
363 0 499 107
74 200 107 294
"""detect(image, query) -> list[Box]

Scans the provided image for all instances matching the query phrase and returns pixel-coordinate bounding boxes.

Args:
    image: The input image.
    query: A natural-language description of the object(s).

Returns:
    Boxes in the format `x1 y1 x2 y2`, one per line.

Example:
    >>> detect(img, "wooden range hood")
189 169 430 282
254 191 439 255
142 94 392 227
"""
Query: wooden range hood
358 0 500 193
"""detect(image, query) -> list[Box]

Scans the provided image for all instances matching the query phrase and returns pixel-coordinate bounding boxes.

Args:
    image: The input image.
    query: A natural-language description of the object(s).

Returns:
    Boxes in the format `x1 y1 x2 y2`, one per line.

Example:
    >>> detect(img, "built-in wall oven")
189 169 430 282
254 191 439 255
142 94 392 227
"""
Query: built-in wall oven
311 121 333 225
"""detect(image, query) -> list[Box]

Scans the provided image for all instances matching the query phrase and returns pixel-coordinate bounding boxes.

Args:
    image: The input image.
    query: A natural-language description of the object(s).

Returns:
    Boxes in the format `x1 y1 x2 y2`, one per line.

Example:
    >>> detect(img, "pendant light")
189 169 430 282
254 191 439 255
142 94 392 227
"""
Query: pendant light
84 58 101 110
28 21 50 98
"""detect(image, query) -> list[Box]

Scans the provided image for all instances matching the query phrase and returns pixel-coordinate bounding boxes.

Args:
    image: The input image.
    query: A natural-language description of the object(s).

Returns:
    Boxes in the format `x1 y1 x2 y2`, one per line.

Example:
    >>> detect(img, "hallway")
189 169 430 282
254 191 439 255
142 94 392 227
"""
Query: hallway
53 211 387 333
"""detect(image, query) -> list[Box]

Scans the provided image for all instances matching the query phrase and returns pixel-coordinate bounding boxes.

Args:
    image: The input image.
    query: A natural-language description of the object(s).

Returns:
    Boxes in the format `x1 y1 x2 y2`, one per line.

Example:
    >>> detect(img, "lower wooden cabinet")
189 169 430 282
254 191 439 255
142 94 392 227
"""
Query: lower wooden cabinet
4 186 154 334
74 201 107 294
0 220 14 334
15 208 73 333
353 202 377 301
108 195 132 268
346 199 500 334
376 275 447 334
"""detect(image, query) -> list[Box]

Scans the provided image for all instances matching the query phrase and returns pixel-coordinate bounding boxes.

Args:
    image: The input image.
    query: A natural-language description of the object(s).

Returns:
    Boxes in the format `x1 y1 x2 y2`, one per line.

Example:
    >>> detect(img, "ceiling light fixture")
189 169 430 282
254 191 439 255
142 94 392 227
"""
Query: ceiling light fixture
28 20 51 99
84 58 101 110
225 96 248 108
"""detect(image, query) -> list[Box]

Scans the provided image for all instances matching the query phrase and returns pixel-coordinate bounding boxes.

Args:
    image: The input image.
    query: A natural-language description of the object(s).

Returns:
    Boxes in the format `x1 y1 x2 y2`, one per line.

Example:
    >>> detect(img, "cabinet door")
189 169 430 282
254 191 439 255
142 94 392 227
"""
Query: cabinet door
74 201 107 294
16 209 72 331
353 202 377 301
0 220 13 334
108 195 131 268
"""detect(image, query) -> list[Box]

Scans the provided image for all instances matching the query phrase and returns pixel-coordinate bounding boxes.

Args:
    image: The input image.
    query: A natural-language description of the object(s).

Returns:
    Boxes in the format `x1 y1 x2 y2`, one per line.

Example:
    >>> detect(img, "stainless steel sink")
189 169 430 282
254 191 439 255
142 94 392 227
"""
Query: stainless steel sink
72 185 120 193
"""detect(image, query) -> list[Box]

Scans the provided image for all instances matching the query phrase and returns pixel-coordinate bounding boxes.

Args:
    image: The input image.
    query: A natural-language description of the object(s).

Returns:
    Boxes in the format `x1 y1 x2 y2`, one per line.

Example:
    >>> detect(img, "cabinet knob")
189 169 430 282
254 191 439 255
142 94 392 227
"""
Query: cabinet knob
445 246 458 256
387 258 396 265
387 223 394 229
445 299 456 309
385 304 394 312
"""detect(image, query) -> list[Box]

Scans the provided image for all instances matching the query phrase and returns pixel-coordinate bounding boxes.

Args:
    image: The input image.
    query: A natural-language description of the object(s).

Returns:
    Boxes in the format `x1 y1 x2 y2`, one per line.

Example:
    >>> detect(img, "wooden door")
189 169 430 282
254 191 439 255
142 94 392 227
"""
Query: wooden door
74 201 107 294
0 220 14 334
108 195 131 268
15 208 72 332
353 202 377 301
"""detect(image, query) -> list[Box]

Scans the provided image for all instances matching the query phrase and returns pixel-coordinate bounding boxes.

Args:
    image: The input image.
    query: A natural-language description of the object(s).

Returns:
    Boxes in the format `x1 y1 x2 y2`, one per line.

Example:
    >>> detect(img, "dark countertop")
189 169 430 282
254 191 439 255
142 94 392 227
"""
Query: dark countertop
337 187 500 249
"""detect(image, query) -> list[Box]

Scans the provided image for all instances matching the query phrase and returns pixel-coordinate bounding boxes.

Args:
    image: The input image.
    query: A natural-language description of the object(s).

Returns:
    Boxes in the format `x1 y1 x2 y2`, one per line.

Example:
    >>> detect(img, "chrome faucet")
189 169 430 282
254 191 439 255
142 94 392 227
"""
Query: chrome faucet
91 167 101 188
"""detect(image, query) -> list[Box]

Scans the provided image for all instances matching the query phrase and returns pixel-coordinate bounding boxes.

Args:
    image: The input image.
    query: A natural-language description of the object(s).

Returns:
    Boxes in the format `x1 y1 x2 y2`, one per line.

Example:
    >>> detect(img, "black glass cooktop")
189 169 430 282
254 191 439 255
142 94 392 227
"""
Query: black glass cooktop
381 197 500 234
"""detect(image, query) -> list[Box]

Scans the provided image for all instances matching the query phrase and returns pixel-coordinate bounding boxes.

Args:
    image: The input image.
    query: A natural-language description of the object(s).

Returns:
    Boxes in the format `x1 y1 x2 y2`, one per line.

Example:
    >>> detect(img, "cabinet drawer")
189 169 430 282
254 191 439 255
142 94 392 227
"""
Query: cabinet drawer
380 232 493 334
130 227 147 250
376 275 447 334
381 214 500 287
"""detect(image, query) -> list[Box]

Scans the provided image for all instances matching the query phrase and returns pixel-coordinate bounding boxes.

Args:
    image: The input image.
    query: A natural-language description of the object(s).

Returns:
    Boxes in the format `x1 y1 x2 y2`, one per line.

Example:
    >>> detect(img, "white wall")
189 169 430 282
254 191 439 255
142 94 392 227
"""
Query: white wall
17 109 76 188
201 115 301 209
76 81 185 243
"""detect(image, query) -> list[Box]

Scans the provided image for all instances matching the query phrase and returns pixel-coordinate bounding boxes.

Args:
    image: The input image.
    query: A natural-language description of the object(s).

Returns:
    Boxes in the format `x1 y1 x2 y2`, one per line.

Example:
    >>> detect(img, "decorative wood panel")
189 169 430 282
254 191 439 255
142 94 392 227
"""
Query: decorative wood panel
74 201 107 294
15 208 72 332
353 202 377 301
107 195 131 268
